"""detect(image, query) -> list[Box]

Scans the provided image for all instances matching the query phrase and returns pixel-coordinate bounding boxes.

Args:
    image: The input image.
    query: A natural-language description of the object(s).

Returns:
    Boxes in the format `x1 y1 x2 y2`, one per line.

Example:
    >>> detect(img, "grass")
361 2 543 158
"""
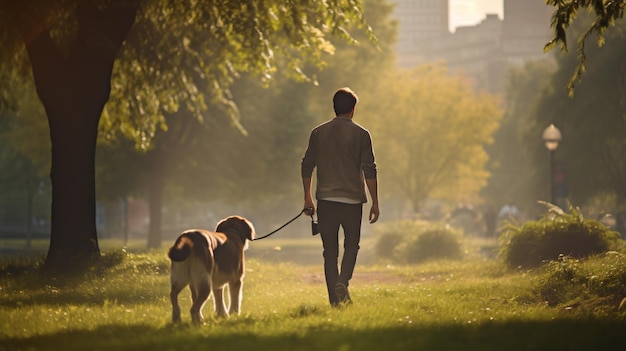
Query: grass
1 237 626 351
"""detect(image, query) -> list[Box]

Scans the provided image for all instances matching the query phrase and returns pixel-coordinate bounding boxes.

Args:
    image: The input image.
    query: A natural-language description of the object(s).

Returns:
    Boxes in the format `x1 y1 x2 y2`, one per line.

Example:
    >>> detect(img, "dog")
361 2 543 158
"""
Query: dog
168 215 256 324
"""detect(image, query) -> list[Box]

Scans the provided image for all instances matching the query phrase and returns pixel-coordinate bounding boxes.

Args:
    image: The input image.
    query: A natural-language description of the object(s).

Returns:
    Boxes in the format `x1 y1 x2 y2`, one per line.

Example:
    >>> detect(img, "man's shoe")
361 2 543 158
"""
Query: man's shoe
334 283 352 304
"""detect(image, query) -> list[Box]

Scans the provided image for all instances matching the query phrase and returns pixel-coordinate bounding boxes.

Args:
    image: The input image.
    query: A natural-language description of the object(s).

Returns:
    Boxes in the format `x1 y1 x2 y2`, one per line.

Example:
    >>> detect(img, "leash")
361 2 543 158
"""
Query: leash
252 208 317 241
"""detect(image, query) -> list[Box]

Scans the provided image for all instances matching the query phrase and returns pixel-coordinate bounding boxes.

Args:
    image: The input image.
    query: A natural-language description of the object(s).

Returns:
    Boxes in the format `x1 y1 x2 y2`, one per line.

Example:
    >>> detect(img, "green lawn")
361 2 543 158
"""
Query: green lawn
1 237 625 350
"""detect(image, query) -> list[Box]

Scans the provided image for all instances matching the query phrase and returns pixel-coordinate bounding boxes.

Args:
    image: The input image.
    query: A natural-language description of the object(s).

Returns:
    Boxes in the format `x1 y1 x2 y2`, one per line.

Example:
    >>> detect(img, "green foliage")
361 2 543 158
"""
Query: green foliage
374 220 462 263
374 220 415 259
531 18 626 210
482 60 557 210
545 0 626 94
360 64 502 212
99 0 377 151
534 252 626 309
0 0 380 177
0 71 51 229
405 227 463 263
490 18 626 216
535 255 589 306
500 203 623 268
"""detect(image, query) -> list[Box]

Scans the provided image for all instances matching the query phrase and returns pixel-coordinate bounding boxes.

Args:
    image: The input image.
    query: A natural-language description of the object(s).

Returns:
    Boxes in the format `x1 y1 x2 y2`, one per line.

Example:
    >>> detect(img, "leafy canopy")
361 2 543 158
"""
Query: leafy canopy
0 0 377 151
545 0 625 95
101 0 377 151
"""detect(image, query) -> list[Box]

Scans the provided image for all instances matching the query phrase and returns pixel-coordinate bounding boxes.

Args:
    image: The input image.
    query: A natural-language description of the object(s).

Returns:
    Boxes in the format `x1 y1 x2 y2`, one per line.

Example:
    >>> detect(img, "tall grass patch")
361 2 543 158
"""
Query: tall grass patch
533 252 626 311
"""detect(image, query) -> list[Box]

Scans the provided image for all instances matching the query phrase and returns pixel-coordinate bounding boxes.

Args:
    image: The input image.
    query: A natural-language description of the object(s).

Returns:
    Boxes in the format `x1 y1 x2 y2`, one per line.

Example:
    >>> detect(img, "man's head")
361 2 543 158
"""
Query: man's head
333 87 358 117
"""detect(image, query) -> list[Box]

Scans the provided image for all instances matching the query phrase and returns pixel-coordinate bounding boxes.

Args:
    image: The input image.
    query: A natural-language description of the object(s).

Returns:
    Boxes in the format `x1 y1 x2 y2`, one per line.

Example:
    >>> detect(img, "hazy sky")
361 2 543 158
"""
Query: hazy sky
449 0 503 31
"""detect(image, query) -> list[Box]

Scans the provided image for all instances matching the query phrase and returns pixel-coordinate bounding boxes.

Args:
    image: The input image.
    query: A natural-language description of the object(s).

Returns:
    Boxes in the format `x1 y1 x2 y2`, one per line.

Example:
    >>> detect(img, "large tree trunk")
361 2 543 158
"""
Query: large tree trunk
45 95 102 269
19 3 138 272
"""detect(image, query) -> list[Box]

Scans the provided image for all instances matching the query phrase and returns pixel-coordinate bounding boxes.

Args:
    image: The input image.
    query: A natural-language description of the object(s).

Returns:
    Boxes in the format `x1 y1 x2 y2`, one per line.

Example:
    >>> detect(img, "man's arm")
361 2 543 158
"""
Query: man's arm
301 130 317 216
303 177 315 216
366 178 379 223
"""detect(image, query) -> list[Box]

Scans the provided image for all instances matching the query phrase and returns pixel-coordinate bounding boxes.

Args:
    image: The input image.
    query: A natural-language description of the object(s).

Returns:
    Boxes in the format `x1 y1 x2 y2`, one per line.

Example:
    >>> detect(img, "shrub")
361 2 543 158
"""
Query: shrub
500 203 623 268
373 220 422 259
403 227 462 263
374 221 462 263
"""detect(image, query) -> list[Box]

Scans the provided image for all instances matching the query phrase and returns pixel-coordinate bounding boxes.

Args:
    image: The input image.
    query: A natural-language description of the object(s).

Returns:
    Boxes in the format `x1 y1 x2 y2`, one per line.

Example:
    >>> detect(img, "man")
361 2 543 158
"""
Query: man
301 87 379 307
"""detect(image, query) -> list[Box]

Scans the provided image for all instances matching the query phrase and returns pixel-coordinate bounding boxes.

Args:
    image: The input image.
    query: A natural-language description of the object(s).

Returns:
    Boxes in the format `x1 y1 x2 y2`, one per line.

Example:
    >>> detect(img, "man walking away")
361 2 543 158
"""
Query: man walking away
301 87 380 307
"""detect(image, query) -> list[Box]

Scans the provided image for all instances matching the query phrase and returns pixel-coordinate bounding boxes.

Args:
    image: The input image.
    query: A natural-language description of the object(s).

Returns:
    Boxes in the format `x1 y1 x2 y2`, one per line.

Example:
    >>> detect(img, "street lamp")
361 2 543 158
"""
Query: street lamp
542 124 562 204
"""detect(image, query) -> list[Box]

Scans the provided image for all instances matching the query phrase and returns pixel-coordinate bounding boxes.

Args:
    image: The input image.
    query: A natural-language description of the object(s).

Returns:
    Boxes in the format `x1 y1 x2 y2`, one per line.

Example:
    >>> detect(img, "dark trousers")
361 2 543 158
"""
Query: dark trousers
317 200 362 305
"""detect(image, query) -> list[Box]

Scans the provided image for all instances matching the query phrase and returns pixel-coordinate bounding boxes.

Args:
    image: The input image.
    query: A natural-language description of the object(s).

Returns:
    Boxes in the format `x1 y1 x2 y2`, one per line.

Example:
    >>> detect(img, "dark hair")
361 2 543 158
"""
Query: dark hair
333 87 358 115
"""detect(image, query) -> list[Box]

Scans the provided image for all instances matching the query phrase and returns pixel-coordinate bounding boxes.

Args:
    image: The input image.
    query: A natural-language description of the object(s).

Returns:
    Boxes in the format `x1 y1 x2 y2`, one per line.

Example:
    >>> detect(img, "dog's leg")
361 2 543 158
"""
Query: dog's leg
228 279 243 316
170 284 185 324
190 279 211 325
213 286 228 317
170 262 188 324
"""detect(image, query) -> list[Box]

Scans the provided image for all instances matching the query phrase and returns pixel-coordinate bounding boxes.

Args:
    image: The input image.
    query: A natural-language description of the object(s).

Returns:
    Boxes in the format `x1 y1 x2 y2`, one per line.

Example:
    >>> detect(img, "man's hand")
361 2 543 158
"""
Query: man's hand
302 177 315 216
369 204 379 223
304 200 316 216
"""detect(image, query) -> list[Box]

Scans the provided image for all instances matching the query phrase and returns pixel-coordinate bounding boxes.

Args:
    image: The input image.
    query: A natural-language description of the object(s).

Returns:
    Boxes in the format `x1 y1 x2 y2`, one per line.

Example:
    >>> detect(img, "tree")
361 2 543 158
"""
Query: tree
532 19 626 213
359 65 502 214
545 0 625 94
0 116 50 247
0 0 374 271
0 68 51 247
0 1 140 271
482 60 557 214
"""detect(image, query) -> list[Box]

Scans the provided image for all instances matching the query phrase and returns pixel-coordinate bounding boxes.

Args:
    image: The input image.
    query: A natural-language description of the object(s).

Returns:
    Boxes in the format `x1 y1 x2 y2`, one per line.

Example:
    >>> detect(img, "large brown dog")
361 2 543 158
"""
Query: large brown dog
168 216 255 324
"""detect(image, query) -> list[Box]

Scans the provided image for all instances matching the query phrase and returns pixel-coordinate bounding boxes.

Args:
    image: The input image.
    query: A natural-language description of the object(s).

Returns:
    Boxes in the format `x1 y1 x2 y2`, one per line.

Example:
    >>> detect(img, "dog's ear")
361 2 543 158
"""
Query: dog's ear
216 216 255 241
242 217 256 241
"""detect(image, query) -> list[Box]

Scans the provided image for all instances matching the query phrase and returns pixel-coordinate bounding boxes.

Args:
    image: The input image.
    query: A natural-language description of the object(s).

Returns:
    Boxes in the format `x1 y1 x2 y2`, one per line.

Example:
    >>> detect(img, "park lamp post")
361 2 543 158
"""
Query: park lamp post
542 124 562 204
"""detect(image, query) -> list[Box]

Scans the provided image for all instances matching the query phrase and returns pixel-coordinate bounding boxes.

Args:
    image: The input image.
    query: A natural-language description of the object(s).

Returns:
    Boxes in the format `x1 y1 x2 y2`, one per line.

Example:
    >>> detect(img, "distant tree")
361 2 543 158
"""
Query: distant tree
533 18 626 212
545 0 625 94
0 0 374 271
482 60 557 214
360 65 502 214
0 75 50 246
0 142 49 247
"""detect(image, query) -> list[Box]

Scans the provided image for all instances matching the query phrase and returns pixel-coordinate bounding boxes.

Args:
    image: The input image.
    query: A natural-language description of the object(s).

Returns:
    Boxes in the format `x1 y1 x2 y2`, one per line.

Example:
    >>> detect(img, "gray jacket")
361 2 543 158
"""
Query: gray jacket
301 117 377 203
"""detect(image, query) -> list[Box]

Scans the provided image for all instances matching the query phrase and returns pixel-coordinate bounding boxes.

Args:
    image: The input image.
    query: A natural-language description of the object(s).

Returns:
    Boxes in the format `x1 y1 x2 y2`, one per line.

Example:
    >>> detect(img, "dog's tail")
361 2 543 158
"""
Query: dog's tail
168 235 193 262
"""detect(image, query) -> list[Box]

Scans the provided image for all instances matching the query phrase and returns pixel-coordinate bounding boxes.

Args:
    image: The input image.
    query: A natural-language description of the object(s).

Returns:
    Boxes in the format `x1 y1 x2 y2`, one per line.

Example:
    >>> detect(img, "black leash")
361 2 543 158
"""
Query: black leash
252 208 318 241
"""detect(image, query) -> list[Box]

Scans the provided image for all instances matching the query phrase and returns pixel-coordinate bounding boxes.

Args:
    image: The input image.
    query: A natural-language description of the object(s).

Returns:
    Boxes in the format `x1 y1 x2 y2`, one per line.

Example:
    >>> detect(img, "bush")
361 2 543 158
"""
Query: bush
374 220 418 259
374 221 462 263
500 203 623 268
404 228 462 263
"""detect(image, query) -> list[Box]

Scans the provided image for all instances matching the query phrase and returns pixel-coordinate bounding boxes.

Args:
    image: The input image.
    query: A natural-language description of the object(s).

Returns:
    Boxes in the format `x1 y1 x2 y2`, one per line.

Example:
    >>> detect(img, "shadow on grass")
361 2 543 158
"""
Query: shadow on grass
2 319 626 351
0 286 164 308
0 251 168 308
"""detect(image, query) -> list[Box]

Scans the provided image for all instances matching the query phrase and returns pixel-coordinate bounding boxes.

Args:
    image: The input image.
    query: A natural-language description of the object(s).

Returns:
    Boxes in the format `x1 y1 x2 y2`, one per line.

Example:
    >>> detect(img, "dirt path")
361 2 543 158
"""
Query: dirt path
302 271 407 285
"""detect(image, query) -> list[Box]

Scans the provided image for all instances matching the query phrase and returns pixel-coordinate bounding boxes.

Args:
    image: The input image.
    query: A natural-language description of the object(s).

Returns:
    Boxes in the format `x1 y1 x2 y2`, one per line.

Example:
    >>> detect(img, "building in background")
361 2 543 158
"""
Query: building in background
393 0 449 68
393 0 554 93
502 0 554 65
